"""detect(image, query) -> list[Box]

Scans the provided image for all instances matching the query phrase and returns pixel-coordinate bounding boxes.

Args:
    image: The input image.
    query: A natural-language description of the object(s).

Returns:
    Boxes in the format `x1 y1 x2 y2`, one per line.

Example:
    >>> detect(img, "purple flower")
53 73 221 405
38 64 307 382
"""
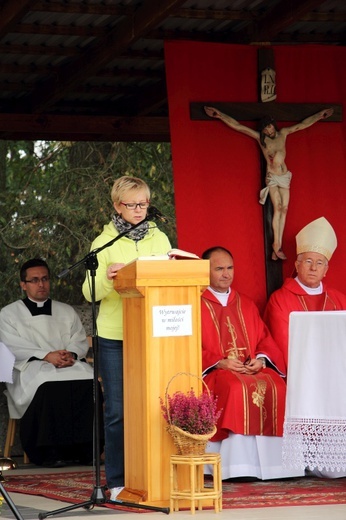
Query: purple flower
160 388 221 435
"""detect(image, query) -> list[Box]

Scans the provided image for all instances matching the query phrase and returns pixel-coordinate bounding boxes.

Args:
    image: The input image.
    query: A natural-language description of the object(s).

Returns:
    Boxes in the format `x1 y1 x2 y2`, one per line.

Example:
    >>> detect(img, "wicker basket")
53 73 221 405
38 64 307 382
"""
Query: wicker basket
167 423 217 456
164 372 217 455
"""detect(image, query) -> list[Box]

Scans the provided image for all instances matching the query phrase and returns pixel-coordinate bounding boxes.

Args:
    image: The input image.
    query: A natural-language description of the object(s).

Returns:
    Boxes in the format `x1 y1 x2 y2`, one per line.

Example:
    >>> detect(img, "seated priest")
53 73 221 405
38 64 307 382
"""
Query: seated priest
264 216 346 371
201 246 303 480
264 216 346 478
0 258 100 467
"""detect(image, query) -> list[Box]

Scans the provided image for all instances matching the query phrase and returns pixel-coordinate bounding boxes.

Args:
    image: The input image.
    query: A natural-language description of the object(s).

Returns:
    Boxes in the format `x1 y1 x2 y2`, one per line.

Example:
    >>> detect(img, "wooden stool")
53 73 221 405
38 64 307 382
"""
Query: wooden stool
4 418 30 464
170 453 222 514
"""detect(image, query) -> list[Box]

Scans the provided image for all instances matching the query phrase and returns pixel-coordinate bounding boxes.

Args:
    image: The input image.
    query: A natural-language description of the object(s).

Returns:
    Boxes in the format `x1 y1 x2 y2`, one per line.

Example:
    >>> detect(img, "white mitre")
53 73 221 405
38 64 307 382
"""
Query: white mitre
296 216 337 261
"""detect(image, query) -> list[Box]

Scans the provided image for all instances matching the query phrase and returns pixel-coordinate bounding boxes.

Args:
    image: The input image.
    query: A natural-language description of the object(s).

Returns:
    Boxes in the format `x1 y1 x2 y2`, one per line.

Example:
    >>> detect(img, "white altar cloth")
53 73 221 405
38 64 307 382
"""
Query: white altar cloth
283 311 346 473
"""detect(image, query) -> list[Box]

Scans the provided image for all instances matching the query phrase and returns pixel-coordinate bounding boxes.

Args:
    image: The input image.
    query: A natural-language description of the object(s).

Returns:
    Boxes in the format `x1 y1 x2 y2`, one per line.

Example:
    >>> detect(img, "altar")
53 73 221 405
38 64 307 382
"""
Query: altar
283 311 346 475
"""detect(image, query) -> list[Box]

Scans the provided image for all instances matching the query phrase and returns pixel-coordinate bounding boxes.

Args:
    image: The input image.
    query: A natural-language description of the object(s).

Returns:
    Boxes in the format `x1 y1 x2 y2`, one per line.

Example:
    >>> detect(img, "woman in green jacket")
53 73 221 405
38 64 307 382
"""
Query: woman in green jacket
82 175 171 500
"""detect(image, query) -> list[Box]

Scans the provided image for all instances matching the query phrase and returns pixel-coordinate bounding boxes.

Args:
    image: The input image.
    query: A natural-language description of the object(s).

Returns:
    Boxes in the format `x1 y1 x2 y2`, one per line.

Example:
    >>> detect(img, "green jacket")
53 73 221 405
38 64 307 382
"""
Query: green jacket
82 220 171 340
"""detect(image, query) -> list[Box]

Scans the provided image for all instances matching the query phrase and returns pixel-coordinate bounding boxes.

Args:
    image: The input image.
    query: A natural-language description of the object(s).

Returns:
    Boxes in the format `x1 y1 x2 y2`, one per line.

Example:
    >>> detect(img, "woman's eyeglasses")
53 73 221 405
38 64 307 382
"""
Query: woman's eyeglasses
120 202 149 210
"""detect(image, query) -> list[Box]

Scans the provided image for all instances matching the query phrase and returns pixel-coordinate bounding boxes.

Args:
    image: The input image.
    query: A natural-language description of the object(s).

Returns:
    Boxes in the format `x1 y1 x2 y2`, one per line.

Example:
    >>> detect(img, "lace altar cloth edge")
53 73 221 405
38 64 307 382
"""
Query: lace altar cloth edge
282 417 346 471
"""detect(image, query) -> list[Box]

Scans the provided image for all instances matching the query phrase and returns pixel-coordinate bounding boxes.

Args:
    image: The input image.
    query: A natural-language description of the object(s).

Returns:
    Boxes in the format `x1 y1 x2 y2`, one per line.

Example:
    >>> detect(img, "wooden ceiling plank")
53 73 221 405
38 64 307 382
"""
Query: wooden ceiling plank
0 0 344 142
0 43 79 56
14 23 106 38
214 0 327 44
0 0 39 38
255 0 327 41
173 8 255 21
24 0 186 113
146 28 235 43
31 1 134 17
0 61 164 80
301 12 346 22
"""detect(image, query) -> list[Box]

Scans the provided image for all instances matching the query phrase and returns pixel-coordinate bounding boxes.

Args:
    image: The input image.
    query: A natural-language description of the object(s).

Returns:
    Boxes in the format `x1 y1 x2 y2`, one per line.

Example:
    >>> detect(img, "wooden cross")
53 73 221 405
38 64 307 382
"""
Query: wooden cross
190 48 342 297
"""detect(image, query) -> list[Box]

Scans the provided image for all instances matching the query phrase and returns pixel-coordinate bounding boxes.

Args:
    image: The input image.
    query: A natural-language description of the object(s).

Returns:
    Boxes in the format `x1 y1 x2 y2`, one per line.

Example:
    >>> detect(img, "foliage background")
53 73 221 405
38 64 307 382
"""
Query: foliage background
0 141 176 307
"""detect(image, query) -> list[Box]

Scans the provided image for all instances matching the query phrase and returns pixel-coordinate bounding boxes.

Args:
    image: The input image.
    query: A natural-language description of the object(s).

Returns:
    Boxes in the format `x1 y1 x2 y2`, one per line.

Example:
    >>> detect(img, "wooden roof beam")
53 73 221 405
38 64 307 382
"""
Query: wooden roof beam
142 27 346 45
22 0 186 114
117 79 168 117
0 0 39 39
0 43 164 61
252 0 327 42
0 113 170 142
211 0 326 44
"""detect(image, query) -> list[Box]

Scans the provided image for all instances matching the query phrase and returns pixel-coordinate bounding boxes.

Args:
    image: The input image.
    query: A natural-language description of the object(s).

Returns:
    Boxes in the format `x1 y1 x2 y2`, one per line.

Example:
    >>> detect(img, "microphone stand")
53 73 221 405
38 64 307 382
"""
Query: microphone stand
39 216 169 518
0 482 24 520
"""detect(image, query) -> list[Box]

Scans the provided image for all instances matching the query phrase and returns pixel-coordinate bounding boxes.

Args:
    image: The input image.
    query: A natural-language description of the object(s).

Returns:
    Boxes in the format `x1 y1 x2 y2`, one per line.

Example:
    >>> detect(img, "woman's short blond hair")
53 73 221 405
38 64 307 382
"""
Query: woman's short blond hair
111 175 150 205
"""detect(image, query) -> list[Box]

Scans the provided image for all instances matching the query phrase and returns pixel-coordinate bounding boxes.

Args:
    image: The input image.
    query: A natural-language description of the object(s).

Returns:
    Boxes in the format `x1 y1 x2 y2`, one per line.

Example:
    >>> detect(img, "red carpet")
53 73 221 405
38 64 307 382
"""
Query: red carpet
3 471 346 510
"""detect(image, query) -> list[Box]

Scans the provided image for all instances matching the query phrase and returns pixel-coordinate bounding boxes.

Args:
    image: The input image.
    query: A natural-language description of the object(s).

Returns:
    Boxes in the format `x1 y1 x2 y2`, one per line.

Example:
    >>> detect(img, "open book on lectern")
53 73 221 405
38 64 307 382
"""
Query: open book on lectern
130 248 200 262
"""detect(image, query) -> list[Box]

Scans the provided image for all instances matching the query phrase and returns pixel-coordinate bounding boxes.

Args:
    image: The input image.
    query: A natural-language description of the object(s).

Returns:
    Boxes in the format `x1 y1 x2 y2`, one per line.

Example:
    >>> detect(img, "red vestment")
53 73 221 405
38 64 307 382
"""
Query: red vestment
264 278 346 370
201 288 286 441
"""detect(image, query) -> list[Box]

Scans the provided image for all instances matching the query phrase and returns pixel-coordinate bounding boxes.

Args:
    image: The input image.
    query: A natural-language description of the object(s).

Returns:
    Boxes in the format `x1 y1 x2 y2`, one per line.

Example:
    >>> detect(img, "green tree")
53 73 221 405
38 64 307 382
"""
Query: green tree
0 141 175 307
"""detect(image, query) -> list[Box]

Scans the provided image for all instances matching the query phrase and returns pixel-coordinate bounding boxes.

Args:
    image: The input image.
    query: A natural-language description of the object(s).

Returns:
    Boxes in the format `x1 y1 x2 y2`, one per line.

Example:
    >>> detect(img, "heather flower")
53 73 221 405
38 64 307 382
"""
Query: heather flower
160 387 221 435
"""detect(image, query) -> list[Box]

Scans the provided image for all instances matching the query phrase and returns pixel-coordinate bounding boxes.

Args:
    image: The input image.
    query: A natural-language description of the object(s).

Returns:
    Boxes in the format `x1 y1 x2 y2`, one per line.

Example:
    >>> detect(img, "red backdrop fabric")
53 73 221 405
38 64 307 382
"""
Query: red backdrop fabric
165 42 346 312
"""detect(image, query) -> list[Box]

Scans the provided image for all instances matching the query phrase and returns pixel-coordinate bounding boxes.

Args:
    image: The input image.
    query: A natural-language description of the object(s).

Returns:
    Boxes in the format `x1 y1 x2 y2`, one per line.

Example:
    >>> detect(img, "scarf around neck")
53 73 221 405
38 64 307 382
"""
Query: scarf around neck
112 213 150 242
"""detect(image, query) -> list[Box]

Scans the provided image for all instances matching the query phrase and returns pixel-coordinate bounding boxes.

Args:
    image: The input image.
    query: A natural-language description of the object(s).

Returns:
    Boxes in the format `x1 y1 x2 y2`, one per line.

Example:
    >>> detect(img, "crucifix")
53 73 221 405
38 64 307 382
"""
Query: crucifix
190 48 342 297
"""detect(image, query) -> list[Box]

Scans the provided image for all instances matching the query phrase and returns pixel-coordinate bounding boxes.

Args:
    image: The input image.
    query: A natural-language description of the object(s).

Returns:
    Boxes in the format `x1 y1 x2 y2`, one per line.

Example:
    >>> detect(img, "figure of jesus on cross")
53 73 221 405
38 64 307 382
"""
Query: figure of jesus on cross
204 106 334 261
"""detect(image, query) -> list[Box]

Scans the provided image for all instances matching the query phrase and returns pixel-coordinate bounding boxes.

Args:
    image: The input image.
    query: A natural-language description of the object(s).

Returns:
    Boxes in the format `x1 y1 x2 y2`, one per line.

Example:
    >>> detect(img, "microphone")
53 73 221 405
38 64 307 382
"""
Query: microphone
148 205 169 223
57 268 70 279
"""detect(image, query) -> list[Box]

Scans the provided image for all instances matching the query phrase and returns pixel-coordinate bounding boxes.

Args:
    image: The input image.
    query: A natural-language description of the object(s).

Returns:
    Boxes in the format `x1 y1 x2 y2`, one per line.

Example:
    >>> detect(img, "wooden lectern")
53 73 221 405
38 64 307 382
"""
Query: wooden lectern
114 259 209 505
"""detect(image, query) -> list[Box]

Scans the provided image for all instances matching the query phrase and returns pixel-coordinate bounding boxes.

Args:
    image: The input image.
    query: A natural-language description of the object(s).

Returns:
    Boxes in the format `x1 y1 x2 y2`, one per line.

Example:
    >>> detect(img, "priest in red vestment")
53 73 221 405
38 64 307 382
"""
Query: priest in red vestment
201 246 287 441
201 246 303 480
264 216 346 370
